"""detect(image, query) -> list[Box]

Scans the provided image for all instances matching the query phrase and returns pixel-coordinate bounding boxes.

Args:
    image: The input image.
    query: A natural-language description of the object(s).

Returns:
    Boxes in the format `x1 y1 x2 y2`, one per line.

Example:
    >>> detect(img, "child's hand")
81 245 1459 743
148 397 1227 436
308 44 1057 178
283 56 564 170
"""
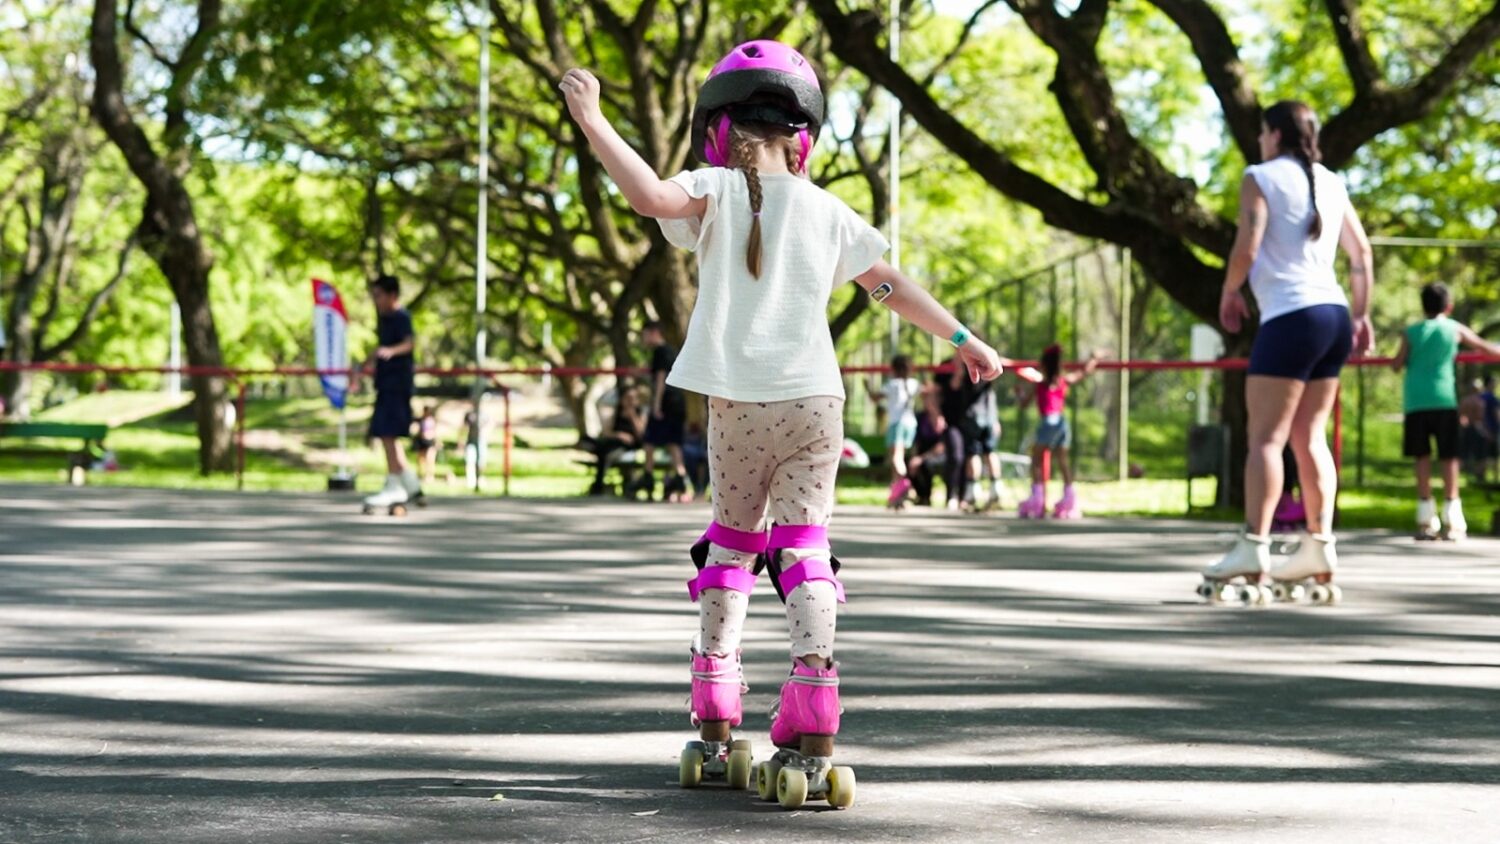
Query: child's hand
958 338 1004 382
559 68 604 128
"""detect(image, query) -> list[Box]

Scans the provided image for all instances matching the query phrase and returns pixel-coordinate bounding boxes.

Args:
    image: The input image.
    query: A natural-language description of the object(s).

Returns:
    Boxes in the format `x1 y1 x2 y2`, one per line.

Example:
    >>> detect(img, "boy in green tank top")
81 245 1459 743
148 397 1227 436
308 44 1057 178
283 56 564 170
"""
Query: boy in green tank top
1392 282 1500 539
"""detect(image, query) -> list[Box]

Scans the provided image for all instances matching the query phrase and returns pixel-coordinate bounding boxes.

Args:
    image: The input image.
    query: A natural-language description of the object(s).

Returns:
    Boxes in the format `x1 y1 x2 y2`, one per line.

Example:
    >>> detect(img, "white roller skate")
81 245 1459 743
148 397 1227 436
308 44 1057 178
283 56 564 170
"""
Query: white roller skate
1270 533 1340 604
400 468 427 509
1198 533 1272 605
361 474 411 516
1414 498 1440 540
1441 498 1466 541
1017 483 1046 519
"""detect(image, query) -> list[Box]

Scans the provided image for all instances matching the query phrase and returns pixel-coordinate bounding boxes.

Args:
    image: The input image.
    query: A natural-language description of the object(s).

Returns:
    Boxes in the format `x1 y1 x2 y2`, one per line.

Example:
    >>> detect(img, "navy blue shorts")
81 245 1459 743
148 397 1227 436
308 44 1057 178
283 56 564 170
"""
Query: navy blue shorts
1248 304 1353 381
369 391 413 440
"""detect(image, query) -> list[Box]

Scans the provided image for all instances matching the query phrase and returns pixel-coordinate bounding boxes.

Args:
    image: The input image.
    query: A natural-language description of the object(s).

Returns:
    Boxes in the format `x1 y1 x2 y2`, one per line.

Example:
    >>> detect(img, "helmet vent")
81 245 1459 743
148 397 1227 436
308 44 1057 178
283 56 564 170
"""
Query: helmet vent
741 44 762 58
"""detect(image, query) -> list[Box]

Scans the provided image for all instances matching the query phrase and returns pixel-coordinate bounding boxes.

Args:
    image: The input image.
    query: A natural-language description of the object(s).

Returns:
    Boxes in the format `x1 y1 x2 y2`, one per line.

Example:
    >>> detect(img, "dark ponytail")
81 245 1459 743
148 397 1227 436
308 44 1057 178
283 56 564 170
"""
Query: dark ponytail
1263 100 1324 239
728 121 811 280
1041 345 1062 387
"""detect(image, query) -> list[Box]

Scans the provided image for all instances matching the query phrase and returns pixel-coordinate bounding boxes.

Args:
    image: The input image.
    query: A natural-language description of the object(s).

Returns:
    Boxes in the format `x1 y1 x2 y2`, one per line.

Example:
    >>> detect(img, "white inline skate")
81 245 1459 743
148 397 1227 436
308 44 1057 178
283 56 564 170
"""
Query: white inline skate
1198 533 1272 605
1270 533 1340 604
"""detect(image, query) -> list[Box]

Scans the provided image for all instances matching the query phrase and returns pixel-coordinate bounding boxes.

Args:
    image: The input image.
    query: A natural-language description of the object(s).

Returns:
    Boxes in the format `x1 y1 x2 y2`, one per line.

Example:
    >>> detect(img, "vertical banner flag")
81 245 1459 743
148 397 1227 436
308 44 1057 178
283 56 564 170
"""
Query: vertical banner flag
311 278 349 410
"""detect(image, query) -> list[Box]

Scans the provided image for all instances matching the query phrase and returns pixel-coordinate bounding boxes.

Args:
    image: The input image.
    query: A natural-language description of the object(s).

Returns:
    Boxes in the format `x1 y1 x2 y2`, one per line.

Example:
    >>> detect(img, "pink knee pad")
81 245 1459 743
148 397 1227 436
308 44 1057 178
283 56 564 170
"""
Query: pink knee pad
688 522 767 600
690 650 746 727
764 523 845 603
770 658 841 747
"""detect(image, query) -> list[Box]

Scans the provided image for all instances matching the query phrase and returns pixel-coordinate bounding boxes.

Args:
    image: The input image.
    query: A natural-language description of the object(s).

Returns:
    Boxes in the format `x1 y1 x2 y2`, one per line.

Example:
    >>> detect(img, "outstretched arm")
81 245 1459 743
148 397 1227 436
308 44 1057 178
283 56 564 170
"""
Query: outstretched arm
1456 323 1500 359
560 68 706 220
855 260 1004 382
1063 350 1104 385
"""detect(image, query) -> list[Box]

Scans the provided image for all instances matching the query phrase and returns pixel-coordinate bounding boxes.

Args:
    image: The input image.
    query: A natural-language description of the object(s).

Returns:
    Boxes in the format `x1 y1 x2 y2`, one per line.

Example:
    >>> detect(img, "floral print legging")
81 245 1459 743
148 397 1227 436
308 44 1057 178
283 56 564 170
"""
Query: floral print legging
697 395 843 661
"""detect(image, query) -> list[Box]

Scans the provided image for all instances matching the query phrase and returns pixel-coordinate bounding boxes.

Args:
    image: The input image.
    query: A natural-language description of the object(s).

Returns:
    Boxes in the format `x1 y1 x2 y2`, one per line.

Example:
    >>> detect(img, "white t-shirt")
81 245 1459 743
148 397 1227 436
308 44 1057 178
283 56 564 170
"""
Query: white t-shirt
882 377 920 428
657 168 889 402
1245 157 1351 323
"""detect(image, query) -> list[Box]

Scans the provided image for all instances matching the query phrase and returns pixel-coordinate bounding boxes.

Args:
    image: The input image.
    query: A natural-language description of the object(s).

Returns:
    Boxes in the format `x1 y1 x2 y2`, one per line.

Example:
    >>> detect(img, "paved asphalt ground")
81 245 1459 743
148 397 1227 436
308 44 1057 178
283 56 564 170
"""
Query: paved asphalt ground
2 483 1498 843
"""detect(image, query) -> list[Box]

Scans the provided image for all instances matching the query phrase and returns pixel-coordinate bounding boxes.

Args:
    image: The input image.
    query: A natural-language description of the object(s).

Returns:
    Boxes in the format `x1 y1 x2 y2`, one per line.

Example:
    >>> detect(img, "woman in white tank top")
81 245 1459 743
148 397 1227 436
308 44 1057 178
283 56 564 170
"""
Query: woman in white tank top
1201 101 1377 604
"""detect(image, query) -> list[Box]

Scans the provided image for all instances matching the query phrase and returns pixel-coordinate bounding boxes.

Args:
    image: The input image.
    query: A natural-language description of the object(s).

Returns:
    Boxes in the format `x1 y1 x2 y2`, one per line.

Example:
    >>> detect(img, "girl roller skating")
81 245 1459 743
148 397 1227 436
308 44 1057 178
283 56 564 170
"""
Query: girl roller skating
1014 346 1101 519
559 41 1003 810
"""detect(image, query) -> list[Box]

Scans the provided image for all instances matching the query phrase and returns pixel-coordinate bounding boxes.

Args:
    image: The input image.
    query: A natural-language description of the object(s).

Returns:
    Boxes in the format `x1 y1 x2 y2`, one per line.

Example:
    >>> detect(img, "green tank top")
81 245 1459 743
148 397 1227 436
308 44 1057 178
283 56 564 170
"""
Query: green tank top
1404 317 1458 413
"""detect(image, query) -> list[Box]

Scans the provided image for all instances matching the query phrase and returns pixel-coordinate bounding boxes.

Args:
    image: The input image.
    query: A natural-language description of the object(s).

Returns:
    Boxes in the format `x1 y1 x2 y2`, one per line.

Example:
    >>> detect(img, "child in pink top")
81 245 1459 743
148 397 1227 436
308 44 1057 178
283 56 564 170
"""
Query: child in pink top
1015 345 1102 518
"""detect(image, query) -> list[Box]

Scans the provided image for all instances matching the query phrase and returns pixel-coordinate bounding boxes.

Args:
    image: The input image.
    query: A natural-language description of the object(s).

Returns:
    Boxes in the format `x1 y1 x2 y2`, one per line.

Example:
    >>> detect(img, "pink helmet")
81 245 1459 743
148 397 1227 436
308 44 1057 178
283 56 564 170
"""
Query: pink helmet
690 40 824 170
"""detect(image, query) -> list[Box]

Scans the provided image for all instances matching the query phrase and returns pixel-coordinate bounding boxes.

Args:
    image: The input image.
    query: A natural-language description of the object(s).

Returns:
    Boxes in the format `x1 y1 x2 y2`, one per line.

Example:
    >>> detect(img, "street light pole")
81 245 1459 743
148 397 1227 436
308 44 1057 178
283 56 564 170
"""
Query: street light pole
472 5 491 492
887 0 901 359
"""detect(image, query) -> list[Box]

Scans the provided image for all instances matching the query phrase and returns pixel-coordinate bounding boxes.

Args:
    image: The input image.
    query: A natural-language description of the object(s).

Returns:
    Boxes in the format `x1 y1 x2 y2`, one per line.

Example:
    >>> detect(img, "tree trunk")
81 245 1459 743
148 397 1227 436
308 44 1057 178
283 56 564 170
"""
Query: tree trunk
90 0 230 473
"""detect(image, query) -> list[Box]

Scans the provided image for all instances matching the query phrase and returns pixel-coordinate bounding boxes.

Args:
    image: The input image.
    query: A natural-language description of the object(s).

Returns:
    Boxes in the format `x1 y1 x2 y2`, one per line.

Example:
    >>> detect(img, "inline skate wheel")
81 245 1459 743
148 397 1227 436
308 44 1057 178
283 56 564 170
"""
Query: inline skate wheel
726 748 753 790
679 744 703 788
757 760 782 801
826 766 856 809
777 767 808 809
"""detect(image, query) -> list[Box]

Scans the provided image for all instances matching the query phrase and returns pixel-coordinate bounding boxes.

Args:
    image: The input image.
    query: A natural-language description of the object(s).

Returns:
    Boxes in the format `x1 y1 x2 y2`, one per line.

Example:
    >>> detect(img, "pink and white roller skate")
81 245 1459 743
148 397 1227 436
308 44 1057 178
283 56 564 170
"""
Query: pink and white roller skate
1018 483 1047 519
886 476 913 510
755 658 856 809
1052 484 1081 519
679 648 754 789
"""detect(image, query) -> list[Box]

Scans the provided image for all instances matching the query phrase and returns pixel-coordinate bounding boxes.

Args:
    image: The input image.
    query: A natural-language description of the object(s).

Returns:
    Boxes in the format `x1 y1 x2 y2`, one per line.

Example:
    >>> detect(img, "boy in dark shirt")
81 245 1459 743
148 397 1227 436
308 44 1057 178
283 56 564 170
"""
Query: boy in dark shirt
355 274 424 513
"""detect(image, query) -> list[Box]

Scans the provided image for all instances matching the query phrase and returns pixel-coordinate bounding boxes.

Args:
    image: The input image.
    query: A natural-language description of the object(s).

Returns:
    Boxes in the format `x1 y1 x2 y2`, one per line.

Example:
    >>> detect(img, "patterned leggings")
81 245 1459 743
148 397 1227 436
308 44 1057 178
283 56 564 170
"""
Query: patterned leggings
697 396 843 661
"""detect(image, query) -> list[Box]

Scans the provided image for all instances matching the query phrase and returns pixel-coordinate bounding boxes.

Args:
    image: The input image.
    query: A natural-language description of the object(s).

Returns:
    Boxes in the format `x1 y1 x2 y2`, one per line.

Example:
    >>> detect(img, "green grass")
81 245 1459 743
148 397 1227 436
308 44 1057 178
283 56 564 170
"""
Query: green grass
4 391 1489 532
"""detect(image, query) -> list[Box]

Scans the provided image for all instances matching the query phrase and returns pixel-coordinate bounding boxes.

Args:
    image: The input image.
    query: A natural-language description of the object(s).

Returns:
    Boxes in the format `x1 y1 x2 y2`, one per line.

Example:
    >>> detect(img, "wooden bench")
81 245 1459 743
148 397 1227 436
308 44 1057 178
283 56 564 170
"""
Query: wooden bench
0 421 110 485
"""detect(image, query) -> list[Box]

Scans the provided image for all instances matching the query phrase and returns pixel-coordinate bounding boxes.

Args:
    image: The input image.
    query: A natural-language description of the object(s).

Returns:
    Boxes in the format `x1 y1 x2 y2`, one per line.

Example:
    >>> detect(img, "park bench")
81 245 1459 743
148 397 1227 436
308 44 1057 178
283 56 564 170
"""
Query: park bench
0 421 110 485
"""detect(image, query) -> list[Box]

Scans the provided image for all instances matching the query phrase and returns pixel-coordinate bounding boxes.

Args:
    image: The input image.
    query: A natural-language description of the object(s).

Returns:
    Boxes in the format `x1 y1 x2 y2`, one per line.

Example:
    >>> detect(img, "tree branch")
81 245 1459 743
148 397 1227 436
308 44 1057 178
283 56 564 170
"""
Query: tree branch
1143 0 1261 163
40 236 137 361
1322 0 1500 168
1324 0 1383 95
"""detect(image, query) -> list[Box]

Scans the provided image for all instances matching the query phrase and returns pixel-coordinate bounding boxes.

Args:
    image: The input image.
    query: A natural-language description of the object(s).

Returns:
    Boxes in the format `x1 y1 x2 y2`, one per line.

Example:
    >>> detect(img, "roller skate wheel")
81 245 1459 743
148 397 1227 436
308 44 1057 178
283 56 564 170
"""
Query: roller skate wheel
1233 584 1258 605
777 767 808 809
678 744 704 788
726 748 753 790
756 760 782 801
730 739 752 753
1308 584 1330 604
1326 584 1342 604
389 504 408 517
1195 581 1213 600
361 504 375 515
1271 582 1290 602
1258 585 1275 605
826 765 856 809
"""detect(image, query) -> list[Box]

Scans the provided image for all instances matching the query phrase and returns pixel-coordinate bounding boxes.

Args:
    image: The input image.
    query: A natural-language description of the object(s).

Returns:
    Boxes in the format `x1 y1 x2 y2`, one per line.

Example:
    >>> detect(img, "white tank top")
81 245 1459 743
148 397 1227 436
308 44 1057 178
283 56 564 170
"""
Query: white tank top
1245 157 1350 323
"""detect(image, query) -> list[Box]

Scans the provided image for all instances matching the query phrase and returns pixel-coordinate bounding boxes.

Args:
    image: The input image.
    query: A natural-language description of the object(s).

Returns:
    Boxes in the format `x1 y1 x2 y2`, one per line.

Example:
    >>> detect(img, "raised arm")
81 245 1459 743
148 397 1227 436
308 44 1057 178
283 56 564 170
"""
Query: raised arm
560 69 705 220
1456 323 1500 359
1219 174 1267 334
1339 205 1376 353
1064 350 1104 385
855 260 1003 382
